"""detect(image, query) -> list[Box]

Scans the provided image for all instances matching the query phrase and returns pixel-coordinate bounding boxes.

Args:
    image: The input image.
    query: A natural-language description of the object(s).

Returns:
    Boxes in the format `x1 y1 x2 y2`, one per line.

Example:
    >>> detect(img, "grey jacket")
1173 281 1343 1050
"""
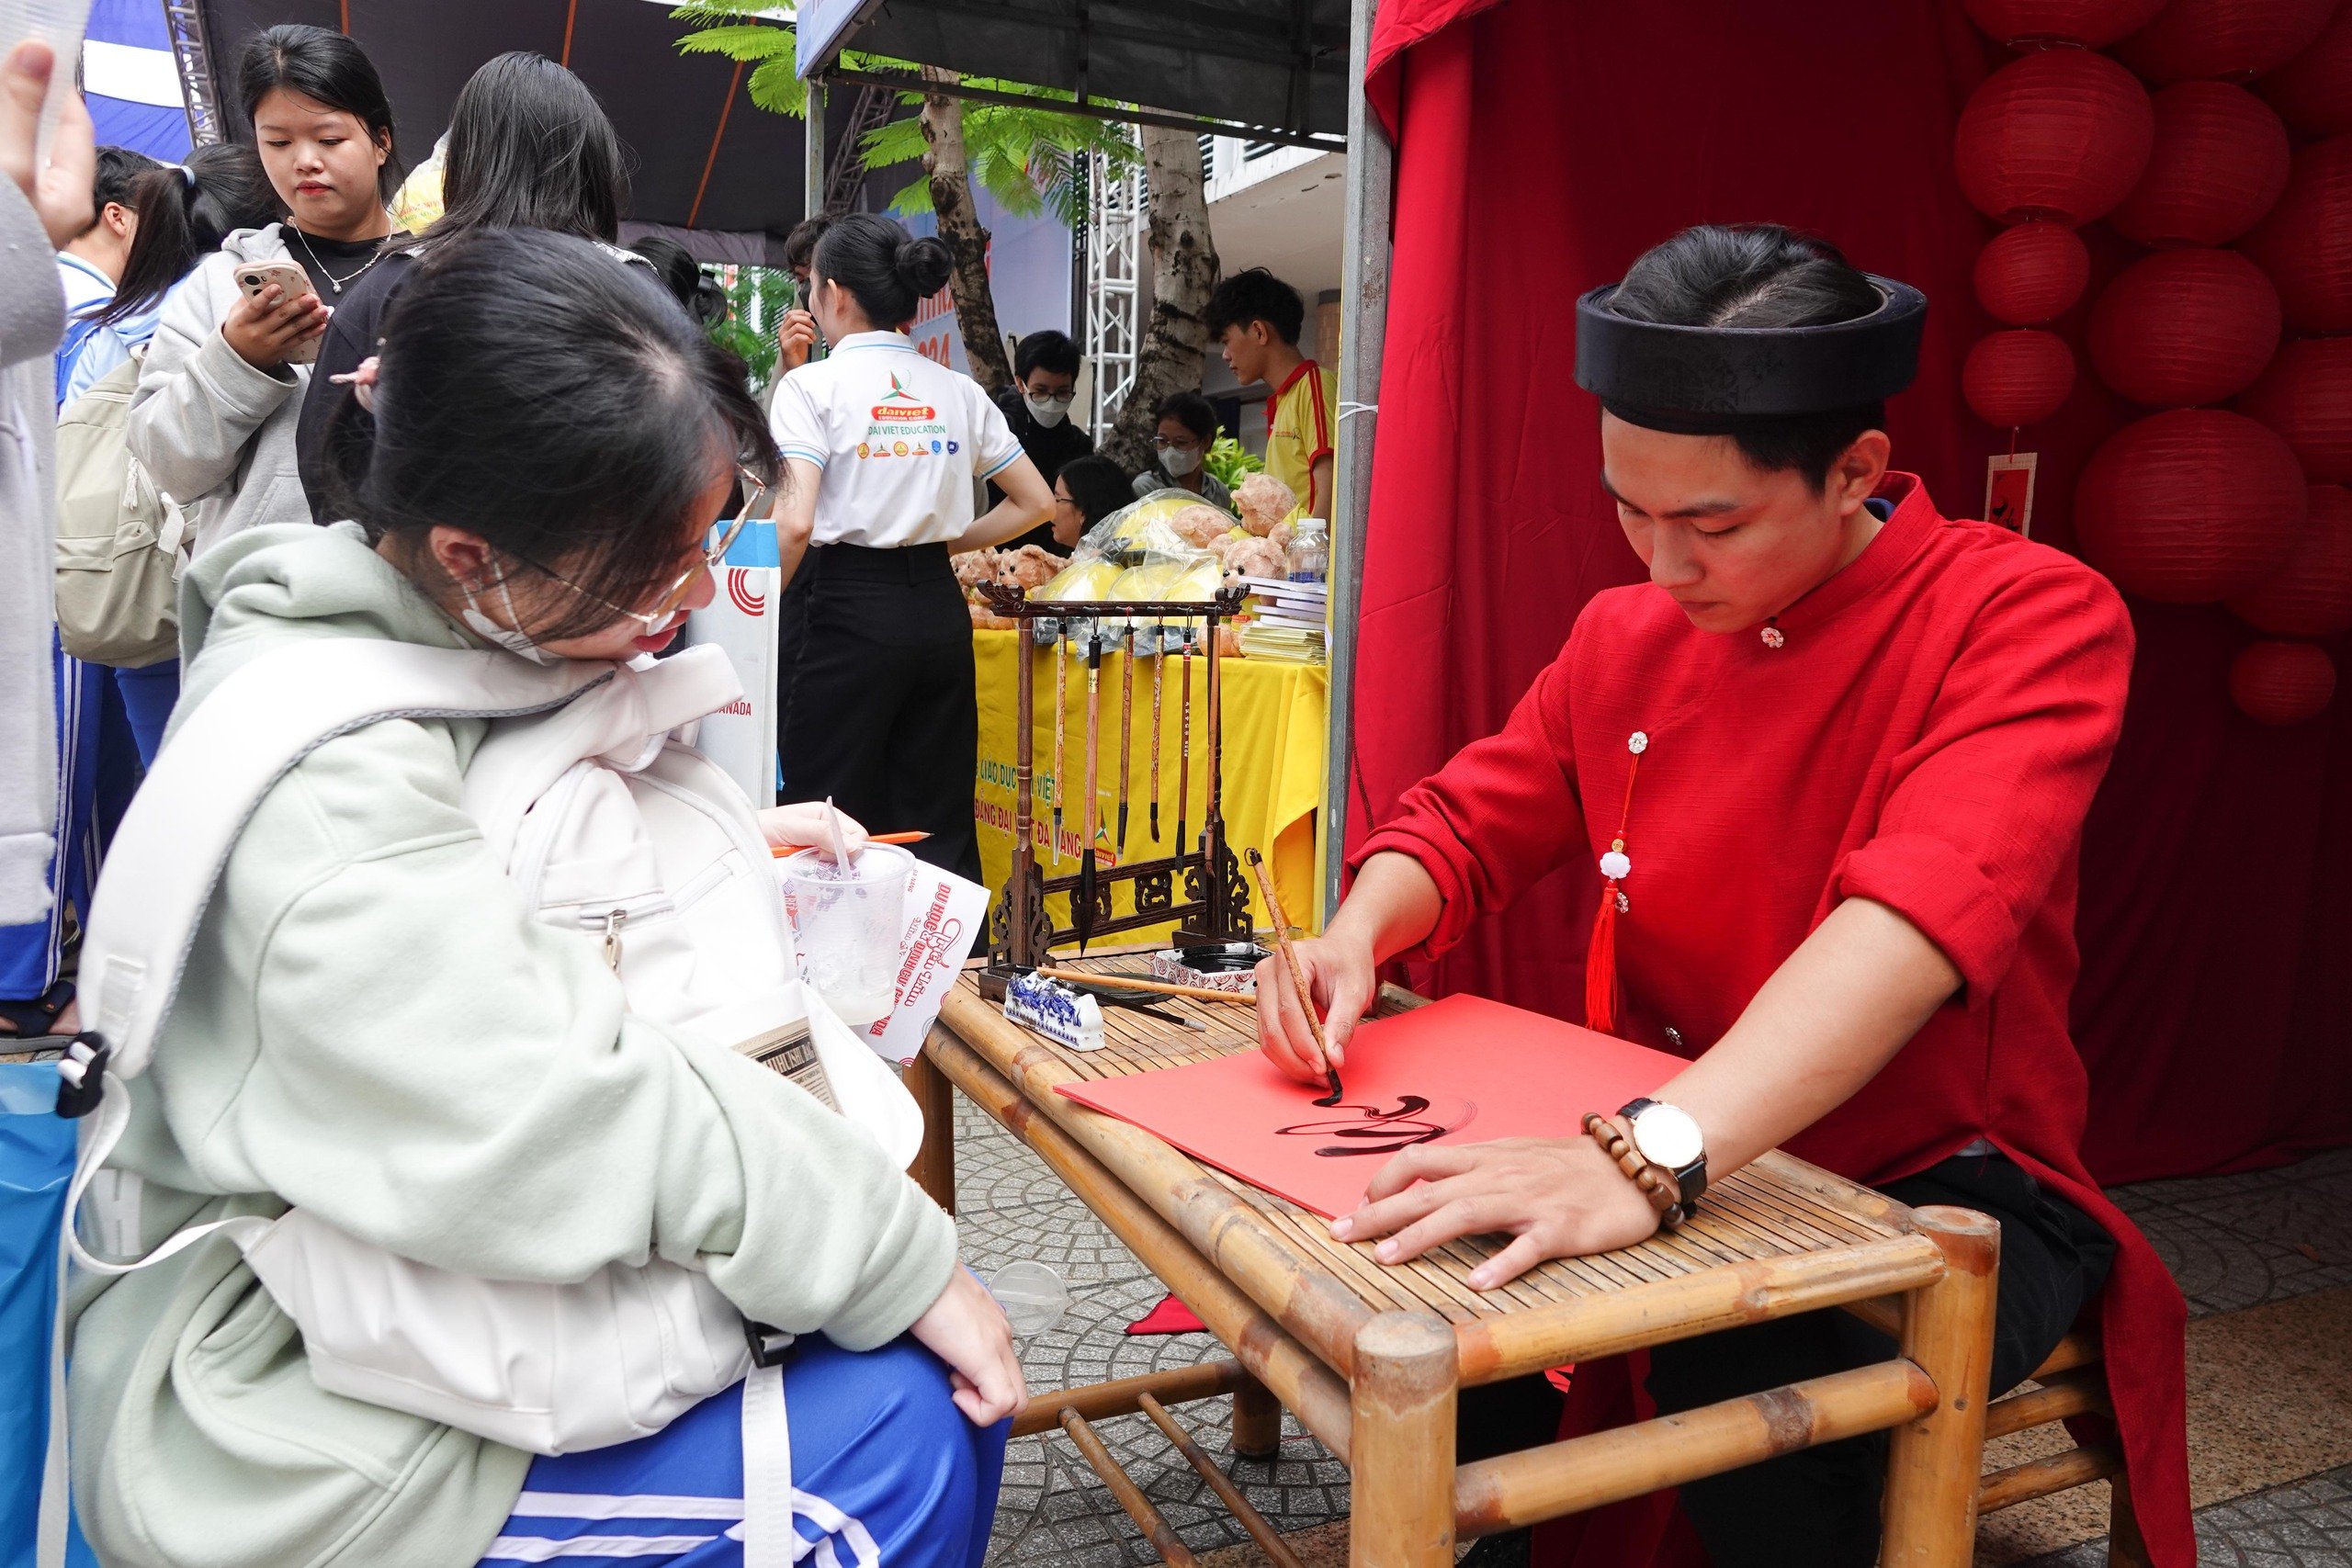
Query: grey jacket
128 223 317 559
0 179 62 922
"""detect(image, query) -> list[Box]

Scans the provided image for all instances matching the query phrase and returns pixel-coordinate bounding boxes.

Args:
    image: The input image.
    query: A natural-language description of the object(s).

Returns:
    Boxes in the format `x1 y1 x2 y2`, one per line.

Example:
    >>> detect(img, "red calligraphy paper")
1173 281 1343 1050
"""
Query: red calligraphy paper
1056 995 1685 1218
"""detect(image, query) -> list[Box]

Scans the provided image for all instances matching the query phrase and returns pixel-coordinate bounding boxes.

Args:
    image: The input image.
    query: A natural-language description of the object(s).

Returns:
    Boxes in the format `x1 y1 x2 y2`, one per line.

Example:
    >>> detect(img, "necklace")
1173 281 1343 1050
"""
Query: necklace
289 224 388 296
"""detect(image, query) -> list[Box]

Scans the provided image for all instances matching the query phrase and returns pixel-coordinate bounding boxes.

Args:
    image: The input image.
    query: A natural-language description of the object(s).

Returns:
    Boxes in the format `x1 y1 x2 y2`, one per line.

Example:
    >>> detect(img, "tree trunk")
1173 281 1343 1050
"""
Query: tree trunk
917 66 1013 397
1101 123 1221 476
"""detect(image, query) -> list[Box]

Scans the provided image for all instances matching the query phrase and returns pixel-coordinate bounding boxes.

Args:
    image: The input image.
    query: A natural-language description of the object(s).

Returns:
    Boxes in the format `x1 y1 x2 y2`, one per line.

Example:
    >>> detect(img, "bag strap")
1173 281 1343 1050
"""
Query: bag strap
461 643 745 863
77 638 615 1085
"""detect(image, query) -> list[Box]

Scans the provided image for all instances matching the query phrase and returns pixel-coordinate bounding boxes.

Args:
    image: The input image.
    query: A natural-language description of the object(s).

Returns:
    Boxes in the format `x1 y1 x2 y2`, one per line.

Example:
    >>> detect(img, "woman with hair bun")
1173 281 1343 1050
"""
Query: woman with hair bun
769 212 1054 881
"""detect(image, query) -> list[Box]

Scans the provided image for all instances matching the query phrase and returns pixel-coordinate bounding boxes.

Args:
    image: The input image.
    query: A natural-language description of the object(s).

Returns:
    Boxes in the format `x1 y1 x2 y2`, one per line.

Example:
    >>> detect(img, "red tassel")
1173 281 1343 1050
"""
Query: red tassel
1585 880 1622 1035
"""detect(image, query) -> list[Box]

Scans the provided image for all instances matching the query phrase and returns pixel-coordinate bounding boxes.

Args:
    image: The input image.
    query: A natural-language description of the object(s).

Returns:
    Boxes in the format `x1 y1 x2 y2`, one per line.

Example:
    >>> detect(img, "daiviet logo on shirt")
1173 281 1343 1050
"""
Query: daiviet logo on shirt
870 374 937 422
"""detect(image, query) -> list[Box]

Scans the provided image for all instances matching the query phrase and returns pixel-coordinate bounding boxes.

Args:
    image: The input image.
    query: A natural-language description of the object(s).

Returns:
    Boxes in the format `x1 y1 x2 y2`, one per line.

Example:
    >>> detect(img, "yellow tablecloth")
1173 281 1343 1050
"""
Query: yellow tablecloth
972 629 1328 943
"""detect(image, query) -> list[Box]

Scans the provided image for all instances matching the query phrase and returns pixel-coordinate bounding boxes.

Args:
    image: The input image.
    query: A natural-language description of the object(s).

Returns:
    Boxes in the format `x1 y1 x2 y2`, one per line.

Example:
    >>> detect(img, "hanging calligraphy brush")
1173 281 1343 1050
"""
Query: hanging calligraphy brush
1050 630 1069 865
1174 629 1193 864
1079 632 1103 954
1116 625 1136 855
1148 626 1165 844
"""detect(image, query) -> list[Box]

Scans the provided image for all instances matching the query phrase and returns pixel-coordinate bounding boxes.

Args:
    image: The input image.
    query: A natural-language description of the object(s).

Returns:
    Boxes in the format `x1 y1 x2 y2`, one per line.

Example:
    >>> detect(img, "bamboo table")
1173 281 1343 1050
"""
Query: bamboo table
910 964 1999 1567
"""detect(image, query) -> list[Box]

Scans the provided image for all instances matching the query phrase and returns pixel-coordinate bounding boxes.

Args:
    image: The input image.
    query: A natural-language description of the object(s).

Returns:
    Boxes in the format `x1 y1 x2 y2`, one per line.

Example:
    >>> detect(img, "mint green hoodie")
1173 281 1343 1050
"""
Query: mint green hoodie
66 523 958 1567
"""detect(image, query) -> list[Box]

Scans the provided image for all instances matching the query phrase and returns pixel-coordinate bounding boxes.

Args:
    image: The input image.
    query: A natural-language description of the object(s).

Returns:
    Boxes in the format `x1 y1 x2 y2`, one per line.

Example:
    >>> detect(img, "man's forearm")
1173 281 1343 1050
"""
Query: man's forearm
1326 851 1443 964
1652 897 1962 1178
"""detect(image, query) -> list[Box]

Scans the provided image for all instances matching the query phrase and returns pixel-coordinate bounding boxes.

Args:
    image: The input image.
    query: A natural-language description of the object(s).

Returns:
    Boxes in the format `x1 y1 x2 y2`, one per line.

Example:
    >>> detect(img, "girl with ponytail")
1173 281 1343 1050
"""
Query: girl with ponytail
62 144 277 402
768 212 1055 881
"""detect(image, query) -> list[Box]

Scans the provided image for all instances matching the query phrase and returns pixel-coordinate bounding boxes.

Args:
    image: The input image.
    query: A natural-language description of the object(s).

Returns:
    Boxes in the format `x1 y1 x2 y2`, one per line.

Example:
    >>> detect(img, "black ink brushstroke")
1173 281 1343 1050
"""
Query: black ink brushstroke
1275 1095 1465 1158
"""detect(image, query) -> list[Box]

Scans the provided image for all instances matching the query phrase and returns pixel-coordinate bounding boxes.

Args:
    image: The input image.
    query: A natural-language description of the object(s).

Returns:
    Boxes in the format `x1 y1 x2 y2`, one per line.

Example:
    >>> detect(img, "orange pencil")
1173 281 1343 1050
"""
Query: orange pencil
769 830 929 858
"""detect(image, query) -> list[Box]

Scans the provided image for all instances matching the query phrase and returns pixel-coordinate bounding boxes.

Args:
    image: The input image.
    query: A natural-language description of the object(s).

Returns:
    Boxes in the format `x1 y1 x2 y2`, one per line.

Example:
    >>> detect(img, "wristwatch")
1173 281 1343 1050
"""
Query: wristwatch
1618 1098 1708 1210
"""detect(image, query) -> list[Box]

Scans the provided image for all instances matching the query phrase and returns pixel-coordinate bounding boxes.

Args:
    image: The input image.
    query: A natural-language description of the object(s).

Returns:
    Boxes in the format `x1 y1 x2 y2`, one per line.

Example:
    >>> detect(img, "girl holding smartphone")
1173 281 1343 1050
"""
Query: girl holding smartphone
130 24 398 557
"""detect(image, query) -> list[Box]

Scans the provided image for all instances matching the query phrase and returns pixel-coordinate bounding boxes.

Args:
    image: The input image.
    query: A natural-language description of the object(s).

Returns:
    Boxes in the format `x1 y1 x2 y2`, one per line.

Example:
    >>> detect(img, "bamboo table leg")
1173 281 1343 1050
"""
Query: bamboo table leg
1350 1313 1457 1568
904 1040 956 1214
1232 1372 1283 1459
1882 1205 2000 1567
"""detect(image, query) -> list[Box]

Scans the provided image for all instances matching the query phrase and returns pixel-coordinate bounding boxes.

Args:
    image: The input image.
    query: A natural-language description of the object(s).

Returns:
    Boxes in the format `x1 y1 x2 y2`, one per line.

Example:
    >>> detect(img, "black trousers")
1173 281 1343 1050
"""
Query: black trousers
1456 1149 2116 1568
775 542 981 883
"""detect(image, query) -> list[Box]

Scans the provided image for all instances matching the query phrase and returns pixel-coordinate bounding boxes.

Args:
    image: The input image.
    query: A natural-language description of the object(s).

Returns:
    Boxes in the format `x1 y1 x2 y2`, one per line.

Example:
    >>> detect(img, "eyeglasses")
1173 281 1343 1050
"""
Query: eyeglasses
1151 436 1202 451
518 466 768 636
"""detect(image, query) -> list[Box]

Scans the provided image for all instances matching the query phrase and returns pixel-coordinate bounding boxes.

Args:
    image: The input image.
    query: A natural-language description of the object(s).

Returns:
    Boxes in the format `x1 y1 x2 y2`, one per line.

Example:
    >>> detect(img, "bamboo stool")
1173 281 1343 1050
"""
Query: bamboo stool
1845 1294 2147 1566
914 964 2005 1567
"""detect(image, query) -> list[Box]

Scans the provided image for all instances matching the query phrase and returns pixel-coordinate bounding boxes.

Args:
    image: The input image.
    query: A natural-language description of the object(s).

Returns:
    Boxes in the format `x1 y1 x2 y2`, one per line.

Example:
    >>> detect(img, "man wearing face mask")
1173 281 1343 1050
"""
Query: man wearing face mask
989 330 1094 549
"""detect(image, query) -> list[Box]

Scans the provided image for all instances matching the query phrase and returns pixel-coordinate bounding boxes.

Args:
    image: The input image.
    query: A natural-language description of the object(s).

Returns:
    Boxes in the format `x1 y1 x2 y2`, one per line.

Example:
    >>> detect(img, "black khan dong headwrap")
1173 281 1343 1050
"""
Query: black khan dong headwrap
1573 276 1928 434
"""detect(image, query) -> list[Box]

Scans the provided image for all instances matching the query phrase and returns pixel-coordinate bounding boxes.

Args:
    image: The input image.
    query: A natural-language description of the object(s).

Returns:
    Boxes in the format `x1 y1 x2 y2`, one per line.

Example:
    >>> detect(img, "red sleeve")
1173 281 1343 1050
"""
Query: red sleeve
1303 371 1336 467
1349 637 1591 961
1833 563 2133 1003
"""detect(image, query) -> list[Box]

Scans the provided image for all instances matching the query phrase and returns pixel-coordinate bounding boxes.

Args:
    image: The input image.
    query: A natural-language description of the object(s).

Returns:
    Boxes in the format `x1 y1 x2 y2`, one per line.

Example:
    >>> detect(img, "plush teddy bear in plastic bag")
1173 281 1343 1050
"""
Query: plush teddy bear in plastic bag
1233 472 1298 537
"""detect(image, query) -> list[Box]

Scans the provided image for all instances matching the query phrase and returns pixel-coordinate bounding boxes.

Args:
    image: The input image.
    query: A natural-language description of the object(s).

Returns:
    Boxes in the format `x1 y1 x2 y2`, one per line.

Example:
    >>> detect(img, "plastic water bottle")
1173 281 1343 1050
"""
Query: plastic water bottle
986 1260 1071 1338
1286 518 1329 584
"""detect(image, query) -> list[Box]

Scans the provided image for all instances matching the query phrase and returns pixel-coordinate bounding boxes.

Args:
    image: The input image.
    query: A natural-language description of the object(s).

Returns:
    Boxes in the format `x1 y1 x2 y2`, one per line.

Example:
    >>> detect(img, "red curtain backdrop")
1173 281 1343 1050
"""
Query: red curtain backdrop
1353 0 2352 1182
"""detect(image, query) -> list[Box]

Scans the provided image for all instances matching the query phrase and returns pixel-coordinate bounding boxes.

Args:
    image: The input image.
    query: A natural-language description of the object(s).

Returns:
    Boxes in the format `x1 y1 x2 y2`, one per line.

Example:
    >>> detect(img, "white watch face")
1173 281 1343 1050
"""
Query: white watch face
1632 1102 1704 1169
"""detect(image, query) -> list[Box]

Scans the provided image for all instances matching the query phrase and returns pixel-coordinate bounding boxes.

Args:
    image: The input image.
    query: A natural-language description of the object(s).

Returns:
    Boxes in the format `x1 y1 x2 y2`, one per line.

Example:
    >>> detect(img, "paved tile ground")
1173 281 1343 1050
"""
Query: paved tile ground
957 1088 2352 1566
2023 1462 2352 1568
956 1099 1353 1567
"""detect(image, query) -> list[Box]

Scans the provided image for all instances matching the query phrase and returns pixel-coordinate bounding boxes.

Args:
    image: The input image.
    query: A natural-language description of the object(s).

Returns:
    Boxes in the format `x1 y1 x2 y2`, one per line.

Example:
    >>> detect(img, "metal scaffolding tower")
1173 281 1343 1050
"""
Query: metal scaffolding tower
163 0 224 147
1082 147 1144 444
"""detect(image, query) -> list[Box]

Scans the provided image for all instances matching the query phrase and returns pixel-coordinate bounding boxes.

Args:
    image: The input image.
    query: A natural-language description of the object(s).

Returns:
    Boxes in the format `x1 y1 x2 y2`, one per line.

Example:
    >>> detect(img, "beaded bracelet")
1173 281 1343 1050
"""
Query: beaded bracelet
1582 1111 1688 1231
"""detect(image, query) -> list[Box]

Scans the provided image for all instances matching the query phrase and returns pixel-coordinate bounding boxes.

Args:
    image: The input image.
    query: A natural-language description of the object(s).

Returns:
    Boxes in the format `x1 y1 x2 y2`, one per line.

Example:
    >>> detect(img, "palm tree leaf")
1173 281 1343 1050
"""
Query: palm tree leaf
883 172 933 217
859 115 929 169
745 57 807 118
676 24 795 61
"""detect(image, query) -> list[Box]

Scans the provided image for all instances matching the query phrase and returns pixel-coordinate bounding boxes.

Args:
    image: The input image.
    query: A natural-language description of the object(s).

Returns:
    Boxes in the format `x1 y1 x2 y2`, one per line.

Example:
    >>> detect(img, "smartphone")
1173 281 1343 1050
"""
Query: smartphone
233 261 324 365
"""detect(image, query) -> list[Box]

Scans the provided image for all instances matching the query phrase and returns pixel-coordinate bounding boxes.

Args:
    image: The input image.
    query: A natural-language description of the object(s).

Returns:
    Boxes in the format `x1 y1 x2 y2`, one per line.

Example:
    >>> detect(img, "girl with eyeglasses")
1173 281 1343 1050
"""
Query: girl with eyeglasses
65 229 1021 1568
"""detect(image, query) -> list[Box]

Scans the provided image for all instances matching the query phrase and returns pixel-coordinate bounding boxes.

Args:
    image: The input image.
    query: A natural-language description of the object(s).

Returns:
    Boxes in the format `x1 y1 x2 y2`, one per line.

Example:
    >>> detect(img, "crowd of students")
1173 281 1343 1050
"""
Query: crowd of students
6 24 1034 1568
7 40 1348 1561
979 267 1340 558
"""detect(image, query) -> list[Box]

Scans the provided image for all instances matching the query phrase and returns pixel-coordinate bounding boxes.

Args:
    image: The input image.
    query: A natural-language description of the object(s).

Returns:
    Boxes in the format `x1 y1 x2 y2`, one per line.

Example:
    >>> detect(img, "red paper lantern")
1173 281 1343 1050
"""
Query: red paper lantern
2238 136 2352 334
2229 485 2352 637
2075 410 2308 602
2237 336 2352 484
2229 640 2335 724
2109 83 2291 247
2115 0 2336 83
2258 2 2352 137
1963 330 2077 426
1973 221 2093 323
1962 0 2166 47
2087 249 2282 406
1954 51 2155 225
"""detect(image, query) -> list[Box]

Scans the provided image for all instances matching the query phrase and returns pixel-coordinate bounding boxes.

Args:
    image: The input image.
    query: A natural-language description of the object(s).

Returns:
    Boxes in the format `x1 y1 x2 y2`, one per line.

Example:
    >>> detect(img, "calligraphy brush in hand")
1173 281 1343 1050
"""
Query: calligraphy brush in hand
1246 847 1343 1107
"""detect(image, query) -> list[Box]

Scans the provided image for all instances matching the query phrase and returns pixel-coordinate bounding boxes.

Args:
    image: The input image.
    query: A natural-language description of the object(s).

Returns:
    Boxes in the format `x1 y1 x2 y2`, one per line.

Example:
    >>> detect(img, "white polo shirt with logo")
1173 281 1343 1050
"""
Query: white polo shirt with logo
769 330 1025 547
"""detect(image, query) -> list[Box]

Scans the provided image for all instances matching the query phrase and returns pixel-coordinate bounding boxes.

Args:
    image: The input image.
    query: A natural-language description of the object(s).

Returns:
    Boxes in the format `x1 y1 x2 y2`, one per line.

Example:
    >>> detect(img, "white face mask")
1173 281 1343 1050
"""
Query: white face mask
1158 445 1202 478
458 578 560 666
1024 392 1074 428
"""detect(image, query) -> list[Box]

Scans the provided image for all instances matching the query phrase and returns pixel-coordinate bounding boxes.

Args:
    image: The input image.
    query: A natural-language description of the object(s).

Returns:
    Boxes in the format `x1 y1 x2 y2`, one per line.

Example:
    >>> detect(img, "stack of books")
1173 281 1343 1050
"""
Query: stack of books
1237 576 1329 664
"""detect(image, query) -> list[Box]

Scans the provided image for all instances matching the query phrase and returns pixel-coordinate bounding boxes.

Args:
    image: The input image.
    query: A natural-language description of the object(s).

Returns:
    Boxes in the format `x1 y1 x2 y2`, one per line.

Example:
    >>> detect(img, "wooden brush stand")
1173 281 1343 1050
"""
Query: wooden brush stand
978 581 1253 997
